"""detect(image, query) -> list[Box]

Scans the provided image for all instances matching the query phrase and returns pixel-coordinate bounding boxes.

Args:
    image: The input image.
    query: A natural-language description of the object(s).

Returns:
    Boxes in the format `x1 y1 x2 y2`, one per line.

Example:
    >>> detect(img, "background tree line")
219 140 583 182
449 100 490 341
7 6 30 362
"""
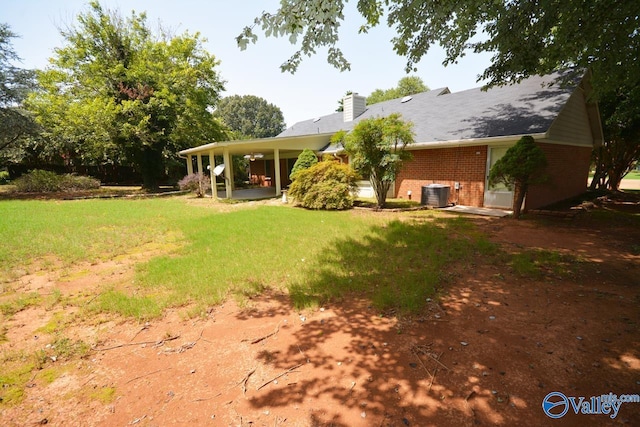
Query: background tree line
1 2 285 190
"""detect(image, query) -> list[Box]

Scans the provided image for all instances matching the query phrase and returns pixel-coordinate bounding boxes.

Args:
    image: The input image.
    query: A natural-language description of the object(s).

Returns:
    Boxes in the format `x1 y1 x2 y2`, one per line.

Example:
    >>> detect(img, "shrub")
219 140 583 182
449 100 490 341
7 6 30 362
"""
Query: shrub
488 135 547 219
178 173 211 197
13 170 100 193
0 170 10 185
290 148 318 179
289 160 358 210
60 174 101 191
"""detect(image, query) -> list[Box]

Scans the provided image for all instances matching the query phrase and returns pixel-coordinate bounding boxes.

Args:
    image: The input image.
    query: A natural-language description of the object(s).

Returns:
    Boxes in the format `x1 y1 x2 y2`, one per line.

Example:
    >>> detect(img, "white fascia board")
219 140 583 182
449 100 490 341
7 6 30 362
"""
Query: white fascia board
405 133 548 150
179 133 335 156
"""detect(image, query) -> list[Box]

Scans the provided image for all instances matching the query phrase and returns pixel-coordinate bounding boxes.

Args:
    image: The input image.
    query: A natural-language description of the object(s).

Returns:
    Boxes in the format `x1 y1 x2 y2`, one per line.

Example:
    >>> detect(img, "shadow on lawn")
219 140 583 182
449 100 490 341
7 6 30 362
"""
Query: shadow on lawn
232 214 640 426
288 216 495 314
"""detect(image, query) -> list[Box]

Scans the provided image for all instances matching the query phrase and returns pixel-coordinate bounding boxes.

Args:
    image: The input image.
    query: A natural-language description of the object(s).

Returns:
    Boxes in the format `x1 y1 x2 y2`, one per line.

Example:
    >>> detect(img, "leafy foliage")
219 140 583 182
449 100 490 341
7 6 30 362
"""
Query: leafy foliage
0 24 38 158
367 76 428 105
338 113 414 208
242 1 639 203
590 86 640 191
26 2 226 189
289 148 318 179
288 160 358 210
214 95 286 139
239 1 638 96
178 173 211 197
12 170 100 193
488 136 547 219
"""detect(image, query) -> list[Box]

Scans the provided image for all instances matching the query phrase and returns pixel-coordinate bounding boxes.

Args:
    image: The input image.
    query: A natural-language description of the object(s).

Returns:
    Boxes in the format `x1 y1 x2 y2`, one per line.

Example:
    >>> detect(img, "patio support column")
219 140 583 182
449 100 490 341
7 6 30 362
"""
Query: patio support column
222 147 232 198
209 149 217 199
274 148 281 196
196 154 203 175
186 155 193 175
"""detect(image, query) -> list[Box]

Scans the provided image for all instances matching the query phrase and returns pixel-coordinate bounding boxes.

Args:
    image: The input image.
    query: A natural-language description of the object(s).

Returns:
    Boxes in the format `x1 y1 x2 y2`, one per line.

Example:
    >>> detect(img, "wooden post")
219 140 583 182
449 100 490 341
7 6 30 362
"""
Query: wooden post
209 149 217 199
274 148 281 197
223 148 232 198
187 155 193 175
196 154 203 174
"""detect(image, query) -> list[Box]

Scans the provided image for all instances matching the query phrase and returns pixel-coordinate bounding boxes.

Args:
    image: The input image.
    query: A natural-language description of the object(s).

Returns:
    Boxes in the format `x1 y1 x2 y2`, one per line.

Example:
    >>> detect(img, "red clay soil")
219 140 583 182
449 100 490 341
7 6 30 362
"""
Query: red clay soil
1 205 639 426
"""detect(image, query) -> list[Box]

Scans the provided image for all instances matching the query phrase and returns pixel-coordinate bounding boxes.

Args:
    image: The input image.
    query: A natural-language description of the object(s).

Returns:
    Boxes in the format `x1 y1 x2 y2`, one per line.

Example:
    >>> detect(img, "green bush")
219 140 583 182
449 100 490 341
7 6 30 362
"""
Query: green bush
289 160 358 210
13 170 100 193
0 171 10 185
290 148 318 179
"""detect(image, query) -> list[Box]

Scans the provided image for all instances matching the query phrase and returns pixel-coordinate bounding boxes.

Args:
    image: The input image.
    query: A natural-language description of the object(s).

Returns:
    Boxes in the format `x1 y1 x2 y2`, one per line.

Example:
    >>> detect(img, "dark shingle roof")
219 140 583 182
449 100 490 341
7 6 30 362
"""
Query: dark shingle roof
277 73 577 143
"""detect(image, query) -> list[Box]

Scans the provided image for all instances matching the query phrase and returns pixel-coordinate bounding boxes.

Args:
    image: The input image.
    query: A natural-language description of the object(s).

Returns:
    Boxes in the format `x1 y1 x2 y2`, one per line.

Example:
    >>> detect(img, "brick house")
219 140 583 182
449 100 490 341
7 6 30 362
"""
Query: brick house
180 71 602 210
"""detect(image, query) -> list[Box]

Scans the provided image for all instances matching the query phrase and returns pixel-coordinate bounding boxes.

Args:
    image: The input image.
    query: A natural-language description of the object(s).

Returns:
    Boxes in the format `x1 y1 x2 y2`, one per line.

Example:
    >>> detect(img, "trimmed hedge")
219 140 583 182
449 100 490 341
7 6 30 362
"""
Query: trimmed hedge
13 170 101 193
288 160 358 210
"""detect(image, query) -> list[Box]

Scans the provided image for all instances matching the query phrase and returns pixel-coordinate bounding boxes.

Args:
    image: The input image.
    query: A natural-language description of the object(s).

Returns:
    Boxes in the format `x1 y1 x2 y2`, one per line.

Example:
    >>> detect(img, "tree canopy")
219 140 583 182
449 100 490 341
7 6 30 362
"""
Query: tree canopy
590 87 640 190
26 1 226 189
239 0 639 192
238 0 639 96
0 23 38 158
336 113 414 208
214 94 286 139
367 76 428 105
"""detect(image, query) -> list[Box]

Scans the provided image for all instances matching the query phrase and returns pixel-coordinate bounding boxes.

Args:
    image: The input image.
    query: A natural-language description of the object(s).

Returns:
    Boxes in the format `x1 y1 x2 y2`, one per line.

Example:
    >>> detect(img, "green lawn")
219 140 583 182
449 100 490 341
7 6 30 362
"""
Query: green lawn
0 197 535 318
624 170 640 180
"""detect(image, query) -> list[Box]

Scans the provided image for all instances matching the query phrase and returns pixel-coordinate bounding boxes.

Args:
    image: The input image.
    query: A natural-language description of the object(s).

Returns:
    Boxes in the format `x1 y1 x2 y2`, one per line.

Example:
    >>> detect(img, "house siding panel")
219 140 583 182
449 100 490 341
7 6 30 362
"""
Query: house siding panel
396 146 488 206
546 89 594 146
525 143 592 210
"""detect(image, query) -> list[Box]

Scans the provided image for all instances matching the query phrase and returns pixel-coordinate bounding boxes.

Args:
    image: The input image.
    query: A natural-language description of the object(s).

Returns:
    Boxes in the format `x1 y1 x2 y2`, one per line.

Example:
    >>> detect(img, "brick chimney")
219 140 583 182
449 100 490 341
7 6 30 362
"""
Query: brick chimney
343 93 367 122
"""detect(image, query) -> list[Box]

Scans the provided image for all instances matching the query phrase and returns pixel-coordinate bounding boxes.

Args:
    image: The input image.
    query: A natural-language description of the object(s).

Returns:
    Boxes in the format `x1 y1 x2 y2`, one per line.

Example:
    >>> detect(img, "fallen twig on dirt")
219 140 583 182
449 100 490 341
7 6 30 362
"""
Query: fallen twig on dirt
129 414 146 425
242 322 280 344
193 393 222 402
428 368 438 392
125 368 171 385
237 367 257 396
411 347 432 377
92 335 180 352
130 322 151 341
257 363 303 390
428 352 449 371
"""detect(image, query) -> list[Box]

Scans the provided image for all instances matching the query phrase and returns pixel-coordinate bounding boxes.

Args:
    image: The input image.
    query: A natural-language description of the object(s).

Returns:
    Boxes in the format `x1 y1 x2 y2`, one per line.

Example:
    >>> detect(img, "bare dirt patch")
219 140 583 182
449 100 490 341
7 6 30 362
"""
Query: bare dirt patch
1 205 639 426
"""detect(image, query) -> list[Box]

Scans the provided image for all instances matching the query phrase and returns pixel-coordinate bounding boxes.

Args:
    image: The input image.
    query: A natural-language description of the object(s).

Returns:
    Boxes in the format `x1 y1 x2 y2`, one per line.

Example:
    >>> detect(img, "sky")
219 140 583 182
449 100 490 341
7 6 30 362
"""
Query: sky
2 0 493 127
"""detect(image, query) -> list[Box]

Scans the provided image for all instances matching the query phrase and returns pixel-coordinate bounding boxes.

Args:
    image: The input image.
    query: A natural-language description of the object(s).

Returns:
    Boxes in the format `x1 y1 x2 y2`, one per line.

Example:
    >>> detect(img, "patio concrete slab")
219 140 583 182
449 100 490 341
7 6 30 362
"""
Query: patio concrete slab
440 205 512 217
215 187 278 200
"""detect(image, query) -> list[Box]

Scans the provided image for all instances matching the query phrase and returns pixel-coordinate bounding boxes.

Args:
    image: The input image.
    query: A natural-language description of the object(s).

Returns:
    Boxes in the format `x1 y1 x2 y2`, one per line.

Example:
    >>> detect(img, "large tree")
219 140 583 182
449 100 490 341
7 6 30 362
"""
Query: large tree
238 0 639 192
590 86 640 191
0 24 38 159
27 2 226 189
367 76 428 105
237 1 638 93
336 113 414 208
214 94 285 139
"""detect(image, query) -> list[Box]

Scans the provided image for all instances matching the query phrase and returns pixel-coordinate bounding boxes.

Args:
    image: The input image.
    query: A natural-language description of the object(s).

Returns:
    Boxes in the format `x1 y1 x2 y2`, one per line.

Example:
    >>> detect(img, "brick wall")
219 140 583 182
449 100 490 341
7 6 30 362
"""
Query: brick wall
525 143 592 210
396 146 488 206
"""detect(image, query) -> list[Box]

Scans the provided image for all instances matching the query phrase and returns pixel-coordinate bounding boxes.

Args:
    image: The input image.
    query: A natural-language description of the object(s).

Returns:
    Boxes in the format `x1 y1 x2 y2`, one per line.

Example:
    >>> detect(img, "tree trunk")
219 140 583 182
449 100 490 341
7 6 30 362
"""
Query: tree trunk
371 176 390 208
511 182 527 219
138 147 163 191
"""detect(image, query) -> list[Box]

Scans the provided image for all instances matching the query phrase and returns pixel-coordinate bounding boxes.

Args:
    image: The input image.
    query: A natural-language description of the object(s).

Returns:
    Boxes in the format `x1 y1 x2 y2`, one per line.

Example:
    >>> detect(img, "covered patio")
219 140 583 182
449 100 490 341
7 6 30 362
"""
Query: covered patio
178 133 333 199
216 187 277 200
